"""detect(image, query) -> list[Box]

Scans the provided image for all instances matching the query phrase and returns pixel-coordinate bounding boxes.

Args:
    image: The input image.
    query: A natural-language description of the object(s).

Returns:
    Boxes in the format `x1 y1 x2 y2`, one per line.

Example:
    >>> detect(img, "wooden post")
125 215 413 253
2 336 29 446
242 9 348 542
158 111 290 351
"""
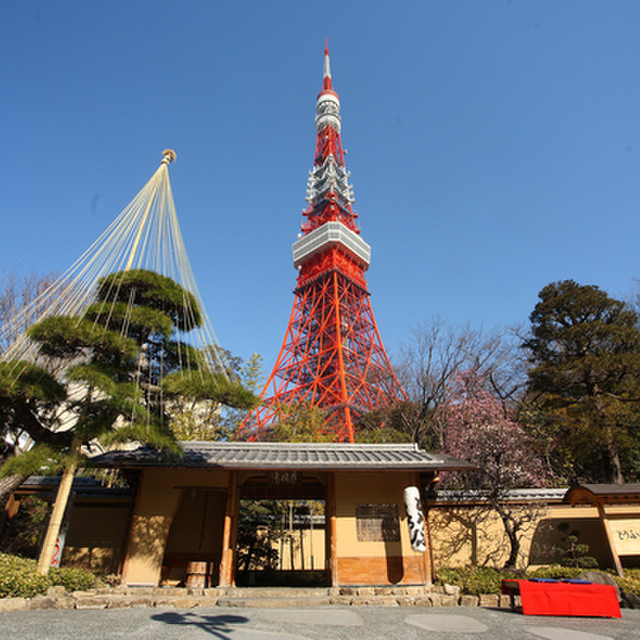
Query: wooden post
325 472 338 587
119 470 145 584
415 472 432 586
218 471 238 587
37 437 81 574
597 501 624 577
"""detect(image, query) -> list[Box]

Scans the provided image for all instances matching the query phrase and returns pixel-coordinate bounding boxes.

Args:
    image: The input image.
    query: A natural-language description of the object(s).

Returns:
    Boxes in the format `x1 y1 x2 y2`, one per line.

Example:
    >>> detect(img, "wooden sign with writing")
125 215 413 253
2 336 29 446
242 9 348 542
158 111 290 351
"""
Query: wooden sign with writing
355 503 400 542
608 519 640 556
268 470 299 485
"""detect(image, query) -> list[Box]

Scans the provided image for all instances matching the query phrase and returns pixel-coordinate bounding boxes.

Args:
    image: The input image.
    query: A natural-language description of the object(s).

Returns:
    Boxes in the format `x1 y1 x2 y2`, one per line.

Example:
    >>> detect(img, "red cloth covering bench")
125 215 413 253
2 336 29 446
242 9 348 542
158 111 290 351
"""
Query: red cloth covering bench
501 579 621 618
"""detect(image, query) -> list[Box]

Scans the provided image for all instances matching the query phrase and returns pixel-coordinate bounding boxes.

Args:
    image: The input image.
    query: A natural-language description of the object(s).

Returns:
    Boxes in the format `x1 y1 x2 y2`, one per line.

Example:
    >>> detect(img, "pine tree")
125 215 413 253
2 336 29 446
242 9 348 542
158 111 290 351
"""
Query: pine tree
523 280 640 483
1 269 258 573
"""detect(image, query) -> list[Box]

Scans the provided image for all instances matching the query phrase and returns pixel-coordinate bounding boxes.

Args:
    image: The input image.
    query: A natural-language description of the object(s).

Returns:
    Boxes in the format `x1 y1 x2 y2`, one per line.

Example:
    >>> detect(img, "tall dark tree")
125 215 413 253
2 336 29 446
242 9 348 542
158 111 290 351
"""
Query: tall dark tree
523 280 640 484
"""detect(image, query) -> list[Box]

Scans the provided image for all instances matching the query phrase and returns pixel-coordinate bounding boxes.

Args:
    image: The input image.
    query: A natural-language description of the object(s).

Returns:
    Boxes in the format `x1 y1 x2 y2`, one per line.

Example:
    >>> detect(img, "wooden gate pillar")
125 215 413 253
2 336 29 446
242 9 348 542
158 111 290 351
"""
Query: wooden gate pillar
219 471 238 587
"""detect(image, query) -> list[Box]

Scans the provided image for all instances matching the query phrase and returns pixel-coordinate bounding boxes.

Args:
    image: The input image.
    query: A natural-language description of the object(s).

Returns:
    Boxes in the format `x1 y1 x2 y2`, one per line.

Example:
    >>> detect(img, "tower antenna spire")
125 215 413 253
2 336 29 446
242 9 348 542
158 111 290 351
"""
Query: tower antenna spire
240 46 405 442
323 38 332 91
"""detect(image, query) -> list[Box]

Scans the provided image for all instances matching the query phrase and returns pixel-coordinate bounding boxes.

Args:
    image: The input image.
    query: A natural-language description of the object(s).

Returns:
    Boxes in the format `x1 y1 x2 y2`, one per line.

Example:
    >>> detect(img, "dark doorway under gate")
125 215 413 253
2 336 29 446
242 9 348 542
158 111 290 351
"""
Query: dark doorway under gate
235 473 327 587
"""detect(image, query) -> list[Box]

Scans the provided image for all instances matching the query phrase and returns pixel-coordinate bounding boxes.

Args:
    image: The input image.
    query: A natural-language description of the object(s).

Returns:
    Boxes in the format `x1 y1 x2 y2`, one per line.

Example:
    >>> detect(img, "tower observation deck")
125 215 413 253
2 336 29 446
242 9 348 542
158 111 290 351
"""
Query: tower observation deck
240 46 406 442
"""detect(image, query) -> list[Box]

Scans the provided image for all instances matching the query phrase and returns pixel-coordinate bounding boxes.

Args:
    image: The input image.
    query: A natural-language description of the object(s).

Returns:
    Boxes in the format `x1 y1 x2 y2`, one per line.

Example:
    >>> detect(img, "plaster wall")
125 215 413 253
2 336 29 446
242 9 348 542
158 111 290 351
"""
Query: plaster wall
334 471 428 585
428 503 629 571
62 503 130 574
123 468 228 586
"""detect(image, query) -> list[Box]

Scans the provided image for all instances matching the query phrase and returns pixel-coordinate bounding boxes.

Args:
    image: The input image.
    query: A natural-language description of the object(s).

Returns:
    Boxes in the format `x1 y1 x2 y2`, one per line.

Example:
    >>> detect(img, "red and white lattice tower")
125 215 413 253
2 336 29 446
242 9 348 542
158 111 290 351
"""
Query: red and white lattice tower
240 45 405 442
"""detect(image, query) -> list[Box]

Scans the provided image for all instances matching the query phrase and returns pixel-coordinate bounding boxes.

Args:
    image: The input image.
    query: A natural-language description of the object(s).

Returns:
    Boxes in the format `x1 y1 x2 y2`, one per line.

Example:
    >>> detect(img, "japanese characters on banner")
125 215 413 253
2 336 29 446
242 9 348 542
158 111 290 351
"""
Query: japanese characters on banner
403 486 426 553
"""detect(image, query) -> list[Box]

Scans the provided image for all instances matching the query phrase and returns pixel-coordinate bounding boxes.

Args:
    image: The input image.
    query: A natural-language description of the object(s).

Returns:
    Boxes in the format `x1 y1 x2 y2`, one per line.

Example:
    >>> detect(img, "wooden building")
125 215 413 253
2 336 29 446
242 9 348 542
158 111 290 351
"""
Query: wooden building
89 442 472 588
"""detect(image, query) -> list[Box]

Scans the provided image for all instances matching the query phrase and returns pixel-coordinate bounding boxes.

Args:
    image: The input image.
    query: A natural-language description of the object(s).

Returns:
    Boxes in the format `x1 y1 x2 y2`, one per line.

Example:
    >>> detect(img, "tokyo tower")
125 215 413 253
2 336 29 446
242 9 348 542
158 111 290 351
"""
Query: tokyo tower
240 45 405 442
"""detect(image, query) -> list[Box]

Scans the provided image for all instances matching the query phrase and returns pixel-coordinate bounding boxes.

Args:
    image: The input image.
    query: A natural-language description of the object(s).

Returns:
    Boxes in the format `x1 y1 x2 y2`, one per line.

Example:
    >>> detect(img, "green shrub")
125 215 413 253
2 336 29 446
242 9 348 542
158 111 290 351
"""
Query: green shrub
616 568 640 598
435 565 639 597
527 566 591 581
0 554 50 598
435 566 504 595
49 565 98 592
0 553 98 598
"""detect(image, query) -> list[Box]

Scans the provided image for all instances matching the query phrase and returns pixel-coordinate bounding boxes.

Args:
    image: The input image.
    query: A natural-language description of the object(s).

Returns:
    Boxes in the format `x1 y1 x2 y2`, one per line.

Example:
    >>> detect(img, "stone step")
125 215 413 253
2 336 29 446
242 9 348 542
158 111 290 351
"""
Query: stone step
219 587 331 599
0 588 514 612
217 596 333 608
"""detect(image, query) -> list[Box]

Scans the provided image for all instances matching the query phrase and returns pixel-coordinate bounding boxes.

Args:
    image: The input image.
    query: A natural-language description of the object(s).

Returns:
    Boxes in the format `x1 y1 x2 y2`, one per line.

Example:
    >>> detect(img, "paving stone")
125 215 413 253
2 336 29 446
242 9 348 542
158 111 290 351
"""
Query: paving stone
71 589 98 598
440 594 459 607
105 596 132 609
407 613 489 633
260 609 363 626
74 596 109 610
444 584 461 598
217 597 331 608
28 595 57 610
413 595 437 607
499 594 512 608
129 596 156 608
151 587 189 597
0 597 27 612
55 597 77 610
46 585 67 598
172 597 199 609
195 596 220 607
480 594 500 607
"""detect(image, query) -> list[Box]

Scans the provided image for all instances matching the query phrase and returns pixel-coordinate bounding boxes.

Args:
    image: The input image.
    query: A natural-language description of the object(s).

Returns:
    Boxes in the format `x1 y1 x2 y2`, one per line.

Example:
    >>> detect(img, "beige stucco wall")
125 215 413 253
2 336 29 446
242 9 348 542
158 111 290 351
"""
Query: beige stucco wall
123 468 229 586
334 471 428 585
428 503 635 571
335 471 415 558
62 504 130 574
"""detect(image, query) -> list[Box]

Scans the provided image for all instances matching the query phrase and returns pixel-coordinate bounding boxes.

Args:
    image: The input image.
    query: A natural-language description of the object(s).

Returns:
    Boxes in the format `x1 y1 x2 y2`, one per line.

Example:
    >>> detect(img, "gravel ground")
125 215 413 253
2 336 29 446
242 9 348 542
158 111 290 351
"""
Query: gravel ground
1 605 639 640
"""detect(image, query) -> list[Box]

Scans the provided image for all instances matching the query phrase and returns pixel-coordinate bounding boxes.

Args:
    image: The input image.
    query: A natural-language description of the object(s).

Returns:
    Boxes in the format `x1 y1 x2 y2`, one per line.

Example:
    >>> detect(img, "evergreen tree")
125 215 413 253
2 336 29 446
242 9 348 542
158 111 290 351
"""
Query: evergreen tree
523 280 640 483
1 269 258 573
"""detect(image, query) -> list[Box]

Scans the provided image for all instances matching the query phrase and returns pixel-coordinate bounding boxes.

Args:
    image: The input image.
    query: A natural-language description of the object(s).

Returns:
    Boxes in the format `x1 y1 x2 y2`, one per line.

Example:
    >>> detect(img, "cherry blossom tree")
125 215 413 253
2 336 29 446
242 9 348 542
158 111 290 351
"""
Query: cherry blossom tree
436 371 547 569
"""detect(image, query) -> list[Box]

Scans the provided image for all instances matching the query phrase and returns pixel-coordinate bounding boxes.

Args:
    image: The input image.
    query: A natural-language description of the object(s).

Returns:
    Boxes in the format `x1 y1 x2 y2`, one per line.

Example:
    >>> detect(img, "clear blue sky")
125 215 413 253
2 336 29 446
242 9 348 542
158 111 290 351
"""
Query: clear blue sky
2 1 640 369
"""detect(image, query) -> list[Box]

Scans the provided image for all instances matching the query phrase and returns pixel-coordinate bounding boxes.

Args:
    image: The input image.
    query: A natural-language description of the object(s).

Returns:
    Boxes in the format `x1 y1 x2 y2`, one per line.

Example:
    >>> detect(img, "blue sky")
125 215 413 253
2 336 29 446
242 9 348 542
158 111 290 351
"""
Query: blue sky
2 1 640 369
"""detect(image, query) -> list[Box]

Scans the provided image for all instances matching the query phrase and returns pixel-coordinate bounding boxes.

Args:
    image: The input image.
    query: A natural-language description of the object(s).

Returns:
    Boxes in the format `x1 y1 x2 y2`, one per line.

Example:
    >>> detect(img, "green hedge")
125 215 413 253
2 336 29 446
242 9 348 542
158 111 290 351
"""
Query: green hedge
0 553 98 598
435 565 640 597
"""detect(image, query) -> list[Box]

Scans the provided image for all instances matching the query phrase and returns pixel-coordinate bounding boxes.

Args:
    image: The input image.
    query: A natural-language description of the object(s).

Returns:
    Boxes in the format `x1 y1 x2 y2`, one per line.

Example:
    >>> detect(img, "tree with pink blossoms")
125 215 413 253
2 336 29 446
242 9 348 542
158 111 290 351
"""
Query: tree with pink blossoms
435 371 547 569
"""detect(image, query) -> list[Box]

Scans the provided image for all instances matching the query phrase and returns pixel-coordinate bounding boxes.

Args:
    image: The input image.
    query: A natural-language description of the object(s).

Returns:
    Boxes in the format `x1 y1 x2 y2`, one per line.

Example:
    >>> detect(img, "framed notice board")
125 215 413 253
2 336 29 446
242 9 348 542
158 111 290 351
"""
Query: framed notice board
355 504 400 542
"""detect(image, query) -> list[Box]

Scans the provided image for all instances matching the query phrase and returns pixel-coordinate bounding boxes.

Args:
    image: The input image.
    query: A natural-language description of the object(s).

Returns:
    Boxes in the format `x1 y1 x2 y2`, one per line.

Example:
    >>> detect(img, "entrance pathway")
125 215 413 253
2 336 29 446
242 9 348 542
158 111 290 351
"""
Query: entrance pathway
1 606 639 639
